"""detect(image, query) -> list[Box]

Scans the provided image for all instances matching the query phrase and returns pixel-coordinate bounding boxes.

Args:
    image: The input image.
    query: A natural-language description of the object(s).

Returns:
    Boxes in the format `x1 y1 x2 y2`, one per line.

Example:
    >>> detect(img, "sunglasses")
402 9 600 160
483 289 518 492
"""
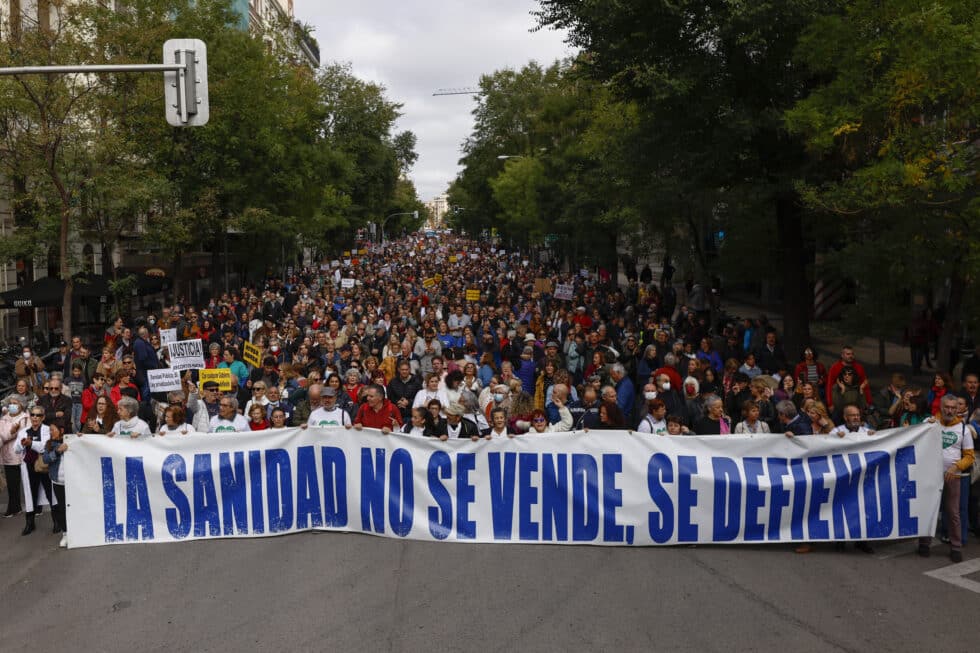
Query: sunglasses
42 386 51 391
532 417 547 423
31 413 45 418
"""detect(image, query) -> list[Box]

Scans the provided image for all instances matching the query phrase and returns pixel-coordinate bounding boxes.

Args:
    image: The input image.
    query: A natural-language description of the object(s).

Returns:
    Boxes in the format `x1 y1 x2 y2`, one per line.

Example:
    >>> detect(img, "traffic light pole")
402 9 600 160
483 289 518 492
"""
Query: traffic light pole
0 39 209 127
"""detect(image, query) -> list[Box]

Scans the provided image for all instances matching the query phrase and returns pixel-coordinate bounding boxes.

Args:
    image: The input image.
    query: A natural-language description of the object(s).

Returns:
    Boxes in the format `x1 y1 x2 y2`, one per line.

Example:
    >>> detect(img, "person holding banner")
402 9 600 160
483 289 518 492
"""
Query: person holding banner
919 394 976 562
353 385 402 433
40 421 68 547
305 386 352 428
110 397 152 439
209 397 250 433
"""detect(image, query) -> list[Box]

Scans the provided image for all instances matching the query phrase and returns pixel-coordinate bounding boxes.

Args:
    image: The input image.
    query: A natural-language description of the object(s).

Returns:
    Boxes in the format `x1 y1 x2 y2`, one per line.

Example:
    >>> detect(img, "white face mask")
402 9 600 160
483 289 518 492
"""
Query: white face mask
661 382 671 391
7 404 20 415
644 391 657 400
22 352 31 359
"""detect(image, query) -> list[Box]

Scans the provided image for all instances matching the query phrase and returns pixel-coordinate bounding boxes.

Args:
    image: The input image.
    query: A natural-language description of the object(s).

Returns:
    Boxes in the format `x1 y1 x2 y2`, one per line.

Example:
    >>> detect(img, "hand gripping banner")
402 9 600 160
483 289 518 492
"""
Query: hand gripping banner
64 424 942 548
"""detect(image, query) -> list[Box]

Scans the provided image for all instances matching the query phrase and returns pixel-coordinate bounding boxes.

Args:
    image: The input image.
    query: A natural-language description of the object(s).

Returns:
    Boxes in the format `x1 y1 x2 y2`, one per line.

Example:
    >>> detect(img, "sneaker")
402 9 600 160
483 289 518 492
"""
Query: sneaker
950 550 963 563
3 510 22 518
917 543 931 557
59 534 67 548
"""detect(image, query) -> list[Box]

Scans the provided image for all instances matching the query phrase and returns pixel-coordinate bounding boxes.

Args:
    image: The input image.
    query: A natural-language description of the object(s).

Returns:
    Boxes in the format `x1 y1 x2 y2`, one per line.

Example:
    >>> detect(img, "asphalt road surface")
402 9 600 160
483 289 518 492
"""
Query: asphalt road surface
2 507 977 653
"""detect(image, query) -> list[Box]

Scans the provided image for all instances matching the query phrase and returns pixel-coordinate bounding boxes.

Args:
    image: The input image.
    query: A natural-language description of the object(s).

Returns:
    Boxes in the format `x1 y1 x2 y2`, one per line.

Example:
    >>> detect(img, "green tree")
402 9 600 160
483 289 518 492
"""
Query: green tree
785 0 980 369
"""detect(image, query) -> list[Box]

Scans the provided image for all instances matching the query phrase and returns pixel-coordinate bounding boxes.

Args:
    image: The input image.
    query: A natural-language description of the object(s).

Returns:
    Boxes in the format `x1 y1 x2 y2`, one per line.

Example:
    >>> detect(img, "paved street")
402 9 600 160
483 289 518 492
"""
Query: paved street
2 505 977 652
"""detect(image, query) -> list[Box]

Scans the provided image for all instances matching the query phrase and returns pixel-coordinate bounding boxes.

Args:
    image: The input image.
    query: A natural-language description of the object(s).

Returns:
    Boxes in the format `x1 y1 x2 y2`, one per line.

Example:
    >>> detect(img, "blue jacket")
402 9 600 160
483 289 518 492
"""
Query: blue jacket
616 376 635 422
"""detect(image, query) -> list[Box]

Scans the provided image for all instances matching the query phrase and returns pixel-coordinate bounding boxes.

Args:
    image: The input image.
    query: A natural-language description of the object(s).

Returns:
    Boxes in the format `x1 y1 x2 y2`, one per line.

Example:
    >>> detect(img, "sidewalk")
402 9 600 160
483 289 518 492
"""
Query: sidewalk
721 295 936 389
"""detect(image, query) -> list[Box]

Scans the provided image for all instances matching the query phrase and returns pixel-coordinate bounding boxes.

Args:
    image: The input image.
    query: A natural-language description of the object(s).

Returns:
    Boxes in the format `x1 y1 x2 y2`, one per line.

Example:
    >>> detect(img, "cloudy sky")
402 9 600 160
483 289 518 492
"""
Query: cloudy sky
297 1 573 202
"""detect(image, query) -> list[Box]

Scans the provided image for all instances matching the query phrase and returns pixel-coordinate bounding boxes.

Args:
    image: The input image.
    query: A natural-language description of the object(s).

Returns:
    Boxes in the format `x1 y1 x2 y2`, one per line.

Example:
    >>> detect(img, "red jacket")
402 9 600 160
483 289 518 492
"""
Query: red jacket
355 400 403 430
81 385 110 422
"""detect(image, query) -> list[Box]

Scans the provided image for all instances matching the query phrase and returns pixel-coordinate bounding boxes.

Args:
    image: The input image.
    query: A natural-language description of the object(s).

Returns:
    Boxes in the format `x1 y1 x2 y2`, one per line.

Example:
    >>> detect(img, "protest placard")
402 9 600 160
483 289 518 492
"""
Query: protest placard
159 328 177 347
422 277 436 289
533 278 553 294
166 340 205 372
199 367 233 392
448 255 457 264
242 341 262 368
147 368 181 393
341 278 355 289
465 289 481 301
554 283 575 301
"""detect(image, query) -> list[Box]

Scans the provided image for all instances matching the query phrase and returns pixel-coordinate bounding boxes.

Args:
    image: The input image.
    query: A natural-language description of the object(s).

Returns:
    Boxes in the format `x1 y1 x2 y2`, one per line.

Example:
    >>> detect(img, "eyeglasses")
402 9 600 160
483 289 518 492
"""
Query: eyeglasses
49 386 61 392
532 417 547 423
30 413 44 418
42 386 51 391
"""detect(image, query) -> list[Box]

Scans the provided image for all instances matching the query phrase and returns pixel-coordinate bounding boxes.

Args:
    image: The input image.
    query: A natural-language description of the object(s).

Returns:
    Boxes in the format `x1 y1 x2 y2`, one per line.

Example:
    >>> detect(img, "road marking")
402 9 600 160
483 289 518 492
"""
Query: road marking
924 559 980 594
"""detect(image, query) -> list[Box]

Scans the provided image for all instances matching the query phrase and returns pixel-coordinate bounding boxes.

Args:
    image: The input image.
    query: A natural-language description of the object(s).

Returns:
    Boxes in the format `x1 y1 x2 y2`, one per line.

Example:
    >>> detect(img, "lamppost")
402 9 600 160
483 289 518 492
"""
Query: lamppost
381 211 418 244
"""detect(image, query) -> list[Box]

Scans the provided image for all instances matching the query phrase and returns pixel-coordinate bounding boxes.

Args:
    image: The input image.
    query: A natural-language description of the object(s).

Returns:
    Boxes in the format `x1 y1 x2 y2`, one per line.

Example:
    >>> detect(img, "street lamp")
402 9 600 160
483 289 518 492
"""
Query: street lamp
381 211 418 244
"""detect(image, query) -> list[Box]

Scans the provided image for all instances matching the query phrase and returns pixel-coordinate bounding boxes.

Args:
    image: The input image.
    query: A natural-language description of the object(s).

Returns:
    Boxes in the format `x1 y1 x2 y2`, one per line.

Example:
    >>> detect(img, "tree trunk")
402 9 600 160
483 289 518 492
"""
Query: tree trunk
60 204 73 344
775 193 811 360
936 258 965 372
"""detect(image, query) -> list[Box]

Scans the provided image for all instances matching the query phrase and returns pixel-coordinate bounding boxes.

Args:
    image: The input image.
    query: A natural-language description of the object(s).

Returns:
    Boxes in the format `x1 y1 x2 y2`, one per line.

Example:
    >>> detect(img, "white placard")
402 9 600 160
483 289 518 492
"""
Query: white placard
341 278 355 289
147 368 181 393
554 283 575 301
159 328 177 346
166 339 205 372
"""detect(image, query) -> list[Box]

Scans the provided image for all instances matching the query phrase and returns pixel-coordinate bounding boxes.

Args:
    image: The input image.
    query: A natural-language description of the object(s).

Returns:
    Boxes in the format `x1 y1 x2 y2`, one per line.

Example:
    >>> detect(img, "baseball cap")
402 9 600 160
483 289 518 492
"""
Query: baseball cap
322 386 338 397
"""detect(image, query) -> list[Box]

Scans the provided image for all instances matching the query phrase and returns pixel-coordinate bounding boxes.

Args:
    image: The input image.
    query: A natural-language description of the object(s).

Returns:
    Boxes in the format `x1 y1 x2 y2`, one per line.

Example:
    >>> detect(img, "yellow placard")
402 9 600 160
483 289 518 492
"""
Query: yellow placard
358 248 367 255
465 289 481 301
199 367 233 392
448 255 458 263
343 250 350 257
434 273 443 283
242 341 262 367
422 277 435 289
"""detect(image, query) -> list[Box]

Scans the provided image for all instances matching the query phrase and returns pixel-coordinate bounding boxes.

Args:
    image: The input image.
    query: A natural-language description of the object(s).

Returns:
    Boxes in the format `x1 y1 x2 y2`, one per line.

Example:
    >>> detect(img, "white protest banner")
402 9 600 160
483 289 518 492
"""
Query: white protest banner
341 278 355 289
331 260 340 268
166 339 205 372
580 268 590 278
146 368 181 393
159 328 177 346
554 283 575 301
65 424 941 549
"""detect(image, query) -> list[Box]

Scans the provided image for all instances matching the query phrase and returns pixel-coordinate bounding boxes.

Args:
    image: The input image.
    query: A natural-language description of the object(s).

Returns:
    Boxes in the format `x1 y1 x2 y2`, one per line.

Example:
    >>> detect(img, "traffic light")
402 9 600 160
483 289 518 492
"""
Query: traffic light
164 39 209 127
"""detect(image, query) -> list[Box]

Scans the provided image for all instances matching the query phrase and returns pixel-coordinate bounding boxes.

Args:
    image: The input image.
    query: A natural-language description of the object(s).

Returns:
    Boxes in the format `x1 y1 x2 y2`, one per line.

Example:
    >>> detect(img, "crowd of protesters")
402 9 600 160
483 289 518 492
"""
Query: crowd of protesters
1 234 977 559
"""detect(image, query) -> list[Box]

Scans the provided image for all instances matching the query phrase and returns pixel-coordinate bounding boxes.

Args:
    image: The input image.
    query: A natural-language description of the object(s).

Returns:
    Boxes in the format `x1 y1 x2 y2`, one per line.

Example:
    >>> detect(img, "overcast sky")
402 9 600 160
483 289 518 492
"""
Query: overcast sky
297 1 572 202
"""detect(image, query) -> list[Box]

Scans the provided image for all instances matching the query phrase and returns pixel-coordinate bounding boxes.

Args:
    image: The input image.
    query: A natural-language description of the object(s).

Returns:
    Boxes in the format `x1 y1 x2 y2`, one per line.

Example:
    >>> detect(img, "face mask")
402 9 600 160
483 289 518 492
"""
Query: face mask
661 382 671 391
148 319 156 325
644 392 657 400
7 404 20 415
494 393 505 403
271 346 280 353
202 311 208 317
23 352 31 359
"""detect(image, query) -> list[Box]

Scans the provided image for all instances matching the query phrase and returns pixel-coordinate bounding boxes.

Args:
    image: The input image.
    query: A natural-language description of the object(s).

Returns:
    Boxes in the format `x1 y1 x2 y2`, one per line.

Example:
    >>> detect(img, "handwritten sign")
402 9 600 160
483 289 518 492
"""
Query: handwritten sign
158 328 177 347
242 341 262 368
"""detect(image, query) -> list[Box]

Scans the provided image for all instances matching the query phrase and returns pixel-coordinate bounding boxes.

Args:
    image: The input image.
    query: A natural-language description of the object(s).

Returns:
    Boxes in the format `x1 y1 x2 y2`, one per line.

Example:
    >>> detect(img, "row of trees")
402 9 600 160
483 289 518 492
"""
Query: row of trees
449 0 978 368
0 0 426 340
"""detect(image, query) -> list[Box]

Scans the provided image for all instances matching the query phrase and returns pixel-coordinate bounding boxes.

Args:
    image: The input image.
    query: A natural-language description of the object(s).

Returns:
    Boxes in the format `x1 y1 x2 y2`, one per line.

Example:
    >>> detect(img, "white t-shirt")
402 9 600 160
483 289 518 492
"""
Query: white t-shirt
637 415 667 435
209 413 251 433
112 417 153 439
307 406 352 428
488 427 509 439
939 422 975 469
830 423 873 437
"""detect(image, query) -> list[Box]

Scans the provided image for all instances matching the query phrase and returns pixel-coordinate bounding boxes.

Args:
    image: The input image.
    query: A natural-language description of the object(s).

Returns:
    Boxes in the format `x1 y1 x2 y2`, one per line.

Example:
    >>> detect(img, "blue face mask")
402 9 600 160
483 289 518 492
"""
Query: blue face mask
494 393 505 403
7 404 20 415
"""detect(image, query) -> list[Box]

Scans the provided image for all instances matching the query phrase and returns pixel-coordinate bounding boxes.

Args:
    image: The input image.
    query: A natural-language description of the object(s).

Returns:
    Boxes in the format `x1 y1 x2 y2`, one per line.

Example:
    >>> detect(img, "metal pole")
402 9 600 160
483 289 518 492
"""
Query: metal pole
0 63 184 76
